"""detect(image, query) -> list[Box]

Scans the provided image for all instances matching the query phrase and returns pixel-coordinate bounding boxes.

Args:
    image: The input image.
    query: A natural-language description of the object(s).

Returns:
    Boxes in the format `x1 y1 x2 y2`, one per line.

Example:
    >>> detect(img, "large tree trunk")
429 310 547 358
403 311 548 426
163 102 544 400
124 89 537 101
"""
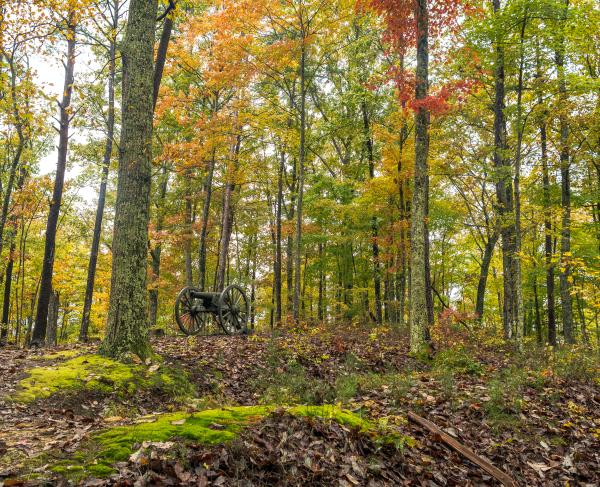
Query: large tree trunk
293 41 306 323
409 0 431 353
101 0 159 359
80 13 118 341
555 2 574 343
31 21 76 346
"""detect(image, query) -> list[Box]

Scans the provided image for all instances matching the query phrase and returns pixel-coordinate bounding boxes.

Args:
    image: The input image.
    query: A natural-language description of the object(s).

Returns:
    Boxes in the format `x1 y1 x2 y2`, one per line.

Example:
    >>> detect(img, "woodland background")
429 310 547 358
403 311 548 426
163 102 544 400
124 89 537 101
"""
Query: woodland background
0 0 598 349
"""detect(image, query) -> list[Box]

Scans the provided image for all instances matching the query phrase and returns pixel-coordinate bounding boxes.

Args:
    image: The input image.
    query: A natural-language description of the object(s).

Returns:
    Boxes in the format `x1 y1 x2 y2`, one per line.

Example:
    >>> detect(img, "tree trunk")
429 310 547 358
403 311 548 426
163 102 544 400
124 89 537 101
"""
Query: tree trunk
293 41 306 323
153 0 176 111
148 166 169 328
184 180 194 286
31 22 76 346
198 147 216 290
511 12 528 348
492 0 516 340
555 2 574 343
536 44 557 346
361 100 382 323
475 230 499 320
80 14 117 341
216 136 240 292
409 0 430 353
274 147 283 325
0 57 25 266
101 0 159 359
46 291 59 347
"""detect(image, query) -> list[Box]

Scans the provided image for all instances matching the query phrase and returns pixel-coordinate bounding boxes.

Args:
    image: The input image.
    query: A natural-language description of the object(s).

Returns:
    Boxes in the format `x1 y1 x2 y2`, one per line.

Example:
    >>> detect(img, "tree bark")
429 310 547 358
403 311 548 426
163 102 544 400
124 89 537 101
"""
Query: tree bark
31 20 76 346
101 0 159 359
492 0 516 340
555 1 574 343
153 0 176 111
148 166 169 328
293 40 307 323
46 291 59 347
80 10 118 341
409 0 431 353
216 136 240 291
198 147 216 290
274 147 284 325
361 100 382 323
475 230 499 319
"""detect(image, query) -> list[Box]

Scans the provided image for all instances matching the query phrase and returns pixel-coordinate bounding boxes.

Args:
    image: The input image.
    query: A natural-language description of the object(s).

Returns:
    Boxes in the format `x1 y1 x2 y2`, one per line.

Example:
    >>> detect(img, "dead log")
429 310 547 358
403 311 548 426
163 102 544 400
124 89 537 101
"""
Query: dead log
407 411 517 487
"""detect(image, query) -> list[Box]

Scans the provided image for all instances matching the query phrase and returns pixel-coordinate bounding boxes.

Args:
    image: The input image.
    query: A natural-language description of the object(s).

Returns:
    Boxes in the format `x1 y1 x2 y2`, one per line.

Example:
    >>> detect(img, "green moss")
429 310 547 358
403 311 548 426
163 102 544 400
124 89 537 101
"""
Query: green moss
32 350 82 361
12 354 195 403
50 404 409 479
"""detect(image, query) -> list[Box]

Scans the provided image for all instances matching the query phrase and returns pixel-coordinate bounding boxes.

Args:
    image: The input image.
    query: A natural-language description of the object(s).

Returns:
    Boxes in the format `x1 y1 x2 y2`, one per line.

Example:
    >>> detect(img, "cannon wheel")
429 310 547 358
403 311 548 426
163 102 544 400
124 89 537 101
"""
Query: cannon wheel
218 284 249 335
175 287 209 336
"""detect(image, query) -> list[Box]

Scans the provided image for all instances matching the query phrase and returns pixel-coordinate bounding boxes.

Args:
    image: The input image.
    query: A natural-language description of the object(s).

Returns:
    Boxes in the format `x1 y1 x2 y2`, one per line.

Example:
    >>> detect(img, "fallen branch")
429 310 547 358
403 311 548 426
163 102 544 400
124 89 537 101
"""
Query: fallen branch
407 411 517 487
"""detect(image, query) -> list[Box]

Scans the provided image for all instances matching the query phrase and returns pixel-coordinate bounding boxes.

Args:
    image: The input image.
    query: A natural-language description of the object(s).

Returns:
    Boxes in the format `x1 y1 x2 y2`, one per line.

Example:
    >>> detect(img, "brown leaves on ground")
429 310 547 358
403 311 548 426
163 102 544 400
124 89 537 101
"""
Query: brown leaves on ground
0 326 599 486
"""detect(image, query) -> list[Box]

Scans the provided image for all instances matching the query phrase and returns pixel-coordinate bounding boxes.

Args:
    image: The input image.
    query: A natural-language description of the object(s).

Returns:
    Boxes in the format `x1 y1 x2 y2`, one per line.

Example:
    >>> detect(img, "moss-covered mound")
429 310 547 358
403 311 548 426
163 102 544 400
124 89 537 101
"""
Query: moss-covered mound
13 354 194 403
51 405 406 479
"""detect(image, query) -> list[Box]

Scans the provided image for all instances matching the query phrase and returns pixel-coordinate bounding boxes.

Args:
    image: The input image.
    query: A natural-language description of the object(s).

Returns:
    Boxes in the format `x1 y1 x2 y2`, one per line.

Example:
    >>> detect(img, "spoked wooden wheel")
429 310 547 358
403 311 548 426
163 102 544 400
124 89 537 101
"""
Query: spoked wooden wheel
218 284 249 335
175 287 208 336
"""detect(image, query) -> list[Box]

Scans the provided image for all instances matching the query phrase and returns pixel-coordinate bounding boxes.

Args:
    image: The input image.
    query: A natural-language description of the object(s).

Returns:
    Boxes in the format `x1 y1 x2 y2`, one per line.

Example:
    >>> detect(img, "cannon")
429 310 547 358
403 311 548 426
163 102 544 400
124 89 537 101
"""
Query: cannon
174 284 249 336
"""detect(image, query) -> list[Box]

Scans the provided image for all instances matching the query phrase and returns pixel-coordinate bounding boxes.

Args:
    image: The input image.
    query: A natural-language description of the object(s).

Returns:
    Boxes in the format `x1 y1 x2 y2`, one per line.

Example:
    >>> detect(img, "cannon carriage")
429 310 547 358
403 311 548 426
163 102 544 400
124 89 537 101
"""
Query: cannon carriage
174 284 249 336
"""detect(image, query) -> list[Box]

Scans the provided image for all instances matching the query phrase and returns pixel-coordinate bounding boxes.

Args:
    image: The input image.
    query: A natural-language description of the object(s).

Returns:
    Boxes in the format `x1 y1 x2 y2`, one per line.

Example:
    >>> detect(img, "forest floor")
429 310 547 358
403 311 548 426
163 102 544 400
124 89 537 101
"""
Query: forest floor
0 324 598 486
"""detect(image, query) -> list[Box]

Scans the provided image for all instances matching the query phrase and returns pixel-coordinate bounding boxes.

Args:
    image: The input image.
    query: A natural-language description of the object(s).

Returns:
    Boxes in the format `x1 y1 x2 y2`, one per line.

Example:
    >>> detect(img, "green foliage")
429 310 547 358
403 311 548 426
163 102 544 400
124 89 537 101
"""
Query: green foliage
484 367 527 429
12 354 195 403
258 361 336 405
433 346 484 376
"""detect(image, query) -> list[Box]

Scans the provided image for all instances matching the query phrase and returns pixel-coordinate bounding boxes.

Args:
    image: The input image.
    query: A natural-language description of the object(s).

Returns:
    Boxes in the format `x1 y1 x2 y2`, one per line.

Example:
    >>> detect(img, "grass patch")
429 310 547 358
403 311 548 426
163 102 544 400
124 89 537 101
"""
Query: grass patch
12 354 195 403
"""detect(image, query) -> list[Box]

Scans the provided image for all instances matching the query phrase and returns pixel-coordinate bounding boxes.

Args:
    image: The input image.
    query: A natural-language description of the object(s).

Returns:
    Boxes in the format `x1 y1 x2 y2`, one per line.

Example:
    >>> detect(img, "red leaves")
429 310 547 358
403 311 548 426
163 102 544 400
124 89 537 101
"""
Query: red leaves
361 0 477 115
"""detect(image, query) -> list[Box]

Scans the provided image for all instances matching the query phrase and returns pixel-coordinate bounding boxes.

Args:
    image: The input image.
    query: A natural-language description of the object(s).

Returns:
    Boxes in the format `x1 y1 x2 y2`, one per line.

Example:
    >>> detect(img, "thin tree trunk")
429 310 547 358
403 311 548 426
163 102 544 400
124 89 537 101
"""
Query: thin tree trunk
153 0 176 111
293 40 306 323
361 100 382 323
148 166 169 328
555 2 574 343
216 136 240 292
31 21 76 346
409 0 430 353
101 0 159 359
80 11 118 341
492 0 515 340
274 148 283 325
537 44 557 346
512 12 528 348
0 55 25 265
475 230 499 320
198 147 216 290
184 180 194 286
46 291 59 347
